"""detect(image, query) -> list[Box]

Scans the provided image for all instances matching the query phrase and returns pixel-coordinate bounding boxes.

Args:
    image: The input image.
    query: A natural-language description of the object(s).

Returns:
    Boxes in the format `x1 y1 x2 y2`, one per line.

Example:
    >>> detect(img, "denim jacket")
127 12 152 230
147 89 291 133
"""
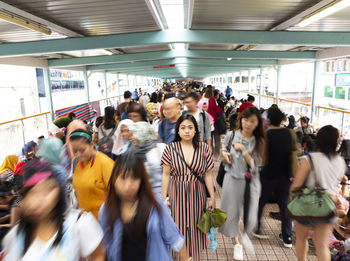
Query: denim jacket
98 197 184 261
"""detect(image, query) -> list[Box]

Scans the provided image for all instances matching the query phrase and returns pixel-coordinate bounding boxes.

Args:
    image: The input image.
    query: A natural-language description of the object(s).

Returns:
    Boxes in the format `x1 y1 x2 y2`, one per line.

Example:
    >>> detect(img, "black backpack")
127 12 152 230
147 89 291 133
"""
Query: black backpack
97 126 117 154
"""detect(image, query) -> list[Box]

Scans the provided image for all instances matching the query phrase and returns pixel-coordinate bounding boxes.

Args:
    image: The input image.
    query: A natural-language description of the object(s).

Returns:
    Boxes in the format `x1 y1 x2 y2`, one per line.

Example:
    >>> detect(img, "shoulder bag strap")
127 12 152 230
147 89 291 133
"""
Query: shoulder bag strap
227 131 235 152
107 125 118 138
201 110 206 135
307 154 320 187
171 144 206 185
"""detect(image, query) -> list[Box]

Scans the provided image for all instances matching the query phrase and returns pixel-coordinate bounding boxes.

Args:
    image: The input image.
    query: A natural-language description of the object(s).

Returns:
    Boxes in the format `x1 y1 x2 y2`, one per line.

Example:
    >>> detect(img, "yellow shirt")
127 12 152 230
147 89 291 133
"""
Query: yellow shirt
73 152 114 218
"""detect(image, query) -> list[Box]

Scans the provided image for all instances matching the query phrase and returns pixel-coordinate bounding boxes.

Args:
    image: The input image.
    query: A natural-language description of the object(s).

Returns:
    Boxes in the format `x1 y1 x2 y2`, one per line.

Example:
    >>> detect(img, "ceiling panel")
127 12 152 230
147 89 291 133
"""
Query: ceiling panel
1 0 160 40
288 6 350 32
121 44 170 54
191 0 318 30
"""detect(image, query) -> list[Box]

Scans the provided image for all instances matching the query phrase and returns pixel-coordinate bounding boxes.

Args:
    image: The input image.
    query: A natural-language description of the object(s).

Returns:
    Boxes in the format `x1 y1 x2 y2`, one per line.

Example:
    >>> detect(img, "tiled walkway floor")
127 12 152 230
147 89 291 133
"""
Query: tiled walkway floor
201 160 317 260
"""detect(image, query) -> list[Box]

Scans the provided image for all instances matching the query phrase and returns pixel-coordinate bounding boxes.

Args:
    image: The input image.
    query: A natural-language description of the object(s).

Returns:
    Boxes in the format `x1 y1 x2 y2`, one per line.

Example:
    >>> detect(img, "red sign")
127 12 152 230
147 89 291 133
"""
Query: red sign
153 64 175 69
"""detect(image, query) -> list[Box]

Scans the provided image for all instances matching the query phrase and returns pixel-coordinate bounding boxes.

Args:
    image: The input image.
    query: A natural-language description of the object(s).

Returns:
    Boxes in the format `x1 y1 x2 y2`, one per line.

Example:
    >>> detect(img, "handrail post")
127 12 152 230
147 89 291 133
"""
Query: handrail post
311 61 320 123
276 65 281 106
21 119 26 145
341 112 345 135
83 71 90 103
43 68 54 121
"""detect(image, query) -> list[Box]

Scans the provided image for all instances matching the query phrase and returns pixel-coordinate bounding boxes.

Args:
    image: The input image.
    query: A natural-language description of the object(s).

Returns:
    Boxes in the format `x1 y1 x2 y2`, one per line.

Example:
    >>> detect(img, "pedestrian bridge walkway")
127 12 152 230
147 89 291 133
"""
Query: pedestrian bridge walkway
203 161 317 261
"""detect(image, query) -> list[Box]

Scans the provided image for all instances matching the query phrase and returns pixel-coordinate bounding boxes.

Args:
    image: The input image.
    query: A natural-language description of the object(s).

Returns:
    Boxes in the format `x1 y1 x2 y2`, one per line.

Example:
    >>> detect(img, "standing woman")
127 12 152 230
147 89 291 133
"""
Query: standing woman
2 160 105 260
219 106 265 261
207 95 223 159
291 125 346 261
111 119 134 156
69 129 114 218
98 153 189 261
98 106 118 159
161 113 216 261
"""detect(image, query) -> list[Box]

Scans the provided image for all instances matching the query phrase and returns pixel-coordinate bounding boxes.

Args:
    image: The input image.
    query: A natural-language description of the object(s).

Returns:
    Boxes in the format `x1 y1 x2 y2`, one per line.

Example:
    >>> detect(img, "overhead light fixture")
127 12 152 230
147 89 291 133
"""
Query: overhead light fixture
0 9 51 35
99 49 114 56
298 0 350 27
227 58 232 61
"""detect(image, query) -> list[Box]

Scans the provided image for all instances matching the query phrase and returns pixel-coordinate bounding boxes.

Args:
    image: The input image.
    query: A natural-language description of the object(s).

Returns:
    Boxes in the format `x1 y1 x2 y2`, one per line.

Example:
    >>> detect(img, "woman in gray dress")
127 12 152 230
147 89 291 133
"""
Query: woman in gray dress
219 107 265 261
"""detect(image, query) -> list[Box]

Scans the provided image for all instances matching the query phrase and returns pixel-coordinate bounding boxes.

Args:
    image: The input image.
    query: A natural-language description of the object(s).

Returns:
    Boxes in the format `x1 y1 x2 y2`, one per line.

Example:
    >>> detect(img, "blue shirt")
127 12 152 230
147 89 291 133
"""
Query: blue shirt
158 118 176 144
98 197 184 261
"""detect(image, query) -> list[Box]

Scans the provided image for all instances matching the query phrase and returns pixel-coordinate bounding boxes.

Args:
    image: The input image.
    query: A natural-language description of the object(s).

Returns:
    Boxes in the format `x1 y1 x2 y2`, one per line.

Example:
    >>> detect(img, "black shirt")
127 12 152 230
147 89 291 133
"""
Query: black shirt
261 128 293 179
121 211 147 261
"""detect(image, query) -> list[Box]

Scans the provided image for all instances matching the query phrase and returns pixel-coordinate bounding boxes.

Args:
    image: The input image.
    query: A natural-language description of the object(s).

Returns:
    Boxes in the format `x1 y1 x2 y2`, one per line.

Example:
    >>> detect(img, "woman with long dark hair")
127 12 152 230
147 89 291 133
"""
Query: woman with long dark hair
291 125 346 261
2 159 105 260
98 106 118 158
219 106 265 260
161 113 215 261
98 153 189 261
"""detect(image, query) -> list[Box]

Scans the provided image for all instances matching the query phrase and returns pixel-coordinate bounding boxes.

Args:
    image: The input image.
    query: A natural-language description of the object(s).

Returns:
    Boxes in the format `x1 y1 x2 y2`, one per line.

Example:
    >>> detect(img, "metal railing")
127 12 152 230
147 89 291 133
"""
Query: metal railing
0 95 122 162
234 90 350 135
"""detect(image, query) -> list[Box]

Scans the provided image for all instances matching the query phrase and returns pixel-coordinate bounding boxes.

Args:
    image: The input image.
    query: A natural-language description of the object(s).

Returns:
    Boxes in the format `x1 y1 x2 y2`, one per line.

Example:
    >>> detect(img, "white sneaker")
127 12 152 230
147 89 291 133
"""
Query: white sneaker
233 244 244 260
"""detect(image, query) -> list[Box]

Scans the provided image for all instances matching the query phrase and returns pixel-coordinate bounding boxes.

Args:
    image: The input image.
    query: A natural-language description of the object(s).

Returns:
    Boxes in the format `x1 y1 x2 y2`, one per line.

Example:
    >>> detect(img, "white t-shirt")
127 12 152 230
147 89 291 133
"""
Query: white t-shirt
305 152 345 196
2 210 103 261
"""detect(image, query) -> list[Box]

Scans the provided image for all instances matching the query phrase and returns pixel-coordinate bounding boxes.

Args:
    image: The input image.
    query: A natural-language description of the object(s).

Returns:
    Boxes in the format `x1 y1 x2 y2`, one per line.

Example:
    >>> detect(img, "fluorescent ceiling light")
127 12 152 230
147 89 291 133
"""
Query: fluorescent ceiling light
0 10 51 35
173 43 186 50
227 58 232 61
298 0 350 27
159 0 184 30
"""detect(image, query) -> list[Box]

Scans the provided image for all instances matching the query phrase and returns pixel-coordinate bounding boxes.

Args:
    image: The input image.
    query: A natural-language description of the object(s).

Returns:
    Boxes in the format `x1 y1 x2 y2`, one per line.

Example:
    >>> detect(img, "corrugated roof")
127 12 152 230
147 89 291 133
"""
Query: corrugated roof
191 0 319 30
0 0 160 41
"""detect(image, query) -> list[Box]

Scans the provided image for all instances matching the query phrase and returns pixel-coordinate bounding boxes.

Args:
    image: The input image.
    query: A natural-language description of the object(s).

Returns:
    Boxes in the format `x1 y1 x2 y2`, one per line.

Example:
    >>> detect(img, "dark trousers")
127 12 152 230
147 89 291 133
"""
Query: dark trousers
257 176 292 239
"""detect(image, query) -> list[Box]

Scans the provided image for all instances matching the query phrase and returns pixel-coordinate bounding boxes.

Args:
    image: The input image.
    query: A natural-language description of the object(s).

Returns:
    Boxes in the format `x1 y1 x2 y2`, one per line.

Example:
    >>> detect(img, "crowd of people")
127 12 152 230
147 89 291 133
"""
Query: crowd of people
0 81 349 261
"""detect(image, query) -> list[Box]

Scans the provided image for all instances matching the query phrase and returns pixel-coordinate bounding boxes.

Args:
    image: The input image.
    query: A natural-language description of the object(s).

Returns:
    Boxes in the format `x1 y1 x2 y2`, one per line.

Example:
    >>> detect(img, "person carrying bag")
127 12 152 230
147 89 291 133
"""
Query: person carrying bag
217 131 235 187
286 154 337 220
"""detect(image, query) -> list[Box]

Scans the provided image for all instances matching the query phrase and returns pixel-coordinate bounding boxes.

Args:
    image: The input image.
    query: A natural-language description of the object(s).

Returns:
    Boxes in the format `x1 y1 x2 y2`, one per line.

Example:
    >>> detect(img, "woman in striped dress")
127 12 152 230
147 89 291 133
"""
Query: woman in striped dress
161 113 216 261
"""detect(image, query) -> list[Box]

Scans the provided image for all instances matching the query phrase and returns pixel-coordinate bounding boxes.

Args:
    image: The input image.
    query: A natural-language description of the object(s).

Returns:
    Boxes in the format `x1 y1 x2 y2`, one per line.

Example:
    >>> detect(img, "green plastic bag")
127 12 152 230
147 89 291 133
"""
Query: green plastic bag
286 187 336 220
197 208 228 234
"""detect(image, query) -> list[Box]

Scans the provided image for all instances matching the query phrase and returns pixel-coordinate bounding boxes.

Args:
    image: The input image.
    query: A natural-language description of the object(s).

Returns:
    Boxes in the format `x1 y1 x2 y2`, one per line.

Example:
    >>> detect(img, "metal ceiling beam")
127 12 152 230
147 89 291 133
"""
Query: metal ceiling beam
0 29 348 58
316 47 350 60
87 58 276 71
49 49 314 67
0 1 83 37
107 65 254 73
270 0 335 31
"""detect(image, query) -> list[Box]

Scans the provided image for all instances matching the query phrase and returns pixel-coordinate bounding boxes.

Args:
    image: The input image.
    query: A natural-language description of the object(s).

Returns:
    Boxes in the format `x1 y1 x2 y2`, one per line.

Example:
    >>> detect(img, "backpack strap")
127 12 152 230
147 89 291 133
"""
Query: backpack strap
107 125 117 138
200 110 206 137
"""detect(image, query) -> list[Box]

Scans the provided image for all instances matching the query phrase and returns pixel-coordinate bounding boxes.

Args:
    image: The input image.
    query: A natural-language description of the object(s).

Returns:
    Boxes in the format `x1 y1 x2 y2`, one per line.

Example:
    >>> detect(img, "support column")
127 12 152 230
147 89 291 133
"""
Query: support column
239 71 242 89
103 71 108 99
126 74 130 91
43 68 54 121
276 66 281 106
83 71 90 103
311 61 320 123
116 73 121 103
259 68 263 108
248 70 251 93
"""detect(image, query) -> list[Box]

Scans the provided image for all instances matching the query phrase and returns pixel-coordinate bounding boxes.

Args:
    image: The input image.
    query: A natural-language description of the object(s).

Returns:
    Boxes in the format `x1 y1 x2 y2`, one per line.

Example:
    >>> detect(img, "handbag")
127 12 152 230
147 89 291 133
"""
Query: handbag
172 145 214 197
286 154 337 221
197 208 228 234
216 131 235 187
